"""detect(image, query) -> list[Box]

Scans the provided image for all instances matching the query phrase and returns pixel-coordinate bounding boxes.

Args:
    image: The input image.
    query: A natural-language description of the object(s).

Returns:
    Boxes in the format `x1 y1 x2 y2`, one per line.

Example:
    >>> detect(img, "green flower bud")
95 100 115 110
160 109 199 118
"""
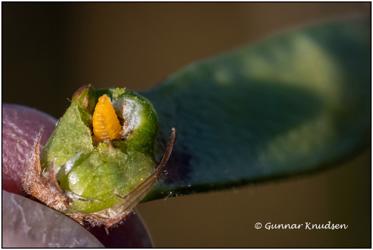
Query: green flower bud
23 85 175 227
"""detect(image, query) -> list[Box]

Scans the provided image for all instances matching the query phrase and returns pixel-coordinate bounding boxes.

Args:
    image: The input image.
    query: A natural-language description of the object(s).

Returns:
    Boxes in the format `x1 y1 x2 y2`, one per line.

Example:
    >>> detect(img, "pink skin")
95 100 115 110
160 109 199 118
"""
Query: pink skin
2 104 153 247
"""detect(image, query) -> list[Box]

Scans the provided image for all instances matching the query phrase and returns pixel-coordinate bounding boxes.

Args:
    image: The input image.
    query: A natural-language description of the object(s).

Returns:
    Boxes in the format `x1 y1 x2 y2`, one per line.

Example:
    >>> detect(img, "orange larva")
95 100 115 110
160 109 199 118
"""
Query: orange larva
92 94 122 141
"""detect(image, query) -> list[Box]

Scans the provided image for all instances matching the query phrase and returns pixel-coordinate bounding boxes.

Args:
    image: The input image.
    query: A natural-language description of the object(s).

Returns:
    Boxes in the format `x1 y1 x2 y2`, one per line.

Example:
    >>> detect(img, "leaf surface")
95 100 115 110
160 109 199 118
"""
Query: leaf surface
143 18 370 200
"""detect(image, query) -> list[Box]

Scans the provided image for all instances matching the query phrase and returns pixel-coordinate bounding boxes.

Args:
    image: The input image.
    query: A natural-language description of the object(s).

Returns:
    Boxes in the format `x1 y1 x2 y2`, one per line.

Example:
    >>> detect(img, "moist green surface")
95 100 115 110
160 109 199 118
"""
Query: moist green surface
58 144 154 213
111 90 159 155
41 102 94 168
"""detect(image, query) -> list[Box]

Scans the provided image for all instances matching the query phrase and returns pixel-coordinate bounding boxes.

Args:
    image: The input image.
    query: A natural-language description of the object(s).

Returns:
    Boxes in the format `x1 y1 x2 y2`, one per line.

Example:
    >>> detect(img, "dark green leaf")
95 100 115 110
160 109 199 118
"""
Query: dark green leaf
142 18 370 200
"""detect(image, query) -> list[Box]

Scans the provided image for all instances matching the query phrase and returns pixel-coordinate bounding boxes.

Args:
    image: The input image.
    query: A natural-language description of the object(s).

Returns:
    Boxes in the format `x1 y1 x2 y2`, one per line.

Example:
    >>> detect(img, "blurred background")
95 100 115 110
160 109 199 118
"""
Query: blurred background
3 3 371 247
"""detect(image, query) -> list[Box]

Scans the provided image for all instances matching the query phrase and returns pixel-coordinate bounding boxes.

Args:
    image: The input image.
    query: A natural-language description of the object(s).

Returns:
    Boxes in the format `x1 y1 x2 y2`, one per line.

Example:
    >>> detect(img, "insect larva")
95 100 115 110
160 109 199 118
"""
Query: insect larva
92 95 122 141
